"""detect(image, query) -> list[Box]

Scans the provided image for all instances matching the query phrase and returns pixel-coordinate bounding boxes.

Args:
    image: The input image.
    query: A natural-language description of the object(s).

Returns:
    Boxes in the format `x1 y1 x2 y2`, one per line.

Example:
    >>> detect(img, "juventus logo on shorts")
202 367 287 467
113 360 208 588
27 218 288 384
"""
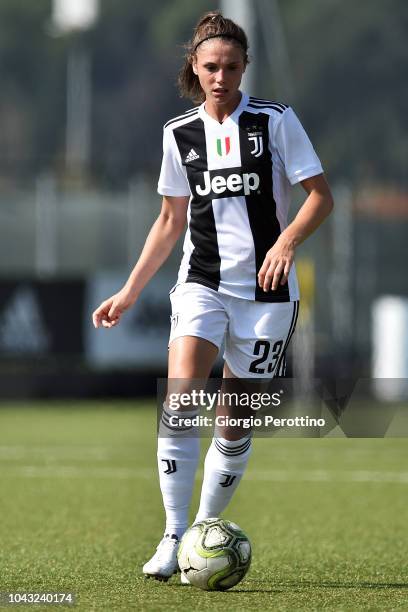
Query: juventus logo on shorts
219 474 236 487
161 459 177 474
170 313 179 329
248 132 264 158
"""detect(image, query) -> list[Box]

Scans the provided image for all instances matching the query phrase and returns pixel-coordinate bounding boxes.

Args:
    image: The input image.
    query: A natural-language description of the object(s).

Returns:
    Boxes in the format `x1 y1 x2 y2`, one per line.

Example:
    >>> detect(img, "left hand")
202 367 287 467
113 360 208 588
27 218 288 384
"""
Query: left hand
257 174 333 293
258 236 295 292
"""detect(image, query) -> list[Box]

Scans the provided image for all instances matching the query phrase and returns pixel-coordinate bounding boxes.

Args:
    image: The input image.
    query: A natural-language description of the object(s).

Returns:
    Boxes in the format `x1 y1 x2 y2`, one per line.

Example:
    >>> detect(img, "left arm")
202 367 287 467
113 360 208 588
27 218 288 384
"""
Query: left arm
258 173 334 292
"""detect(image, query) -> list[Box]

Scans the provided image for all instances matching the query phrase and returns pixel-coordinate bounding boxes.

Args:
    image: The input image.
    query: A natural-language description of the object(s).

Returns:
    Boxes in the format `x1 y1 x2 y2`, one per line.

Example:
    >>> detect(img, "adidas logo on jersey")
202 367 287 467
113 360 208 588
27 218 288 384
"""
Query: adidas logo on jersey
185 148 200 163
195 170 260 197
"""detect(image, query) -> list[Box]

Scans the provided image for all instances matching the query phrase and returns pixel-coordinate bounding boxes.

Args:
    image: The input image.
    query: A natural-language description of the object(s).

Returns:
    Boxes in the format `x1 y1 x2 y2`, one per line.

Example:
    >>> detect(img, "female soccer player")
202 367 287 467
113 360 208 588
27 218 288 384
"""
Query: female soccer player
92 12 333 582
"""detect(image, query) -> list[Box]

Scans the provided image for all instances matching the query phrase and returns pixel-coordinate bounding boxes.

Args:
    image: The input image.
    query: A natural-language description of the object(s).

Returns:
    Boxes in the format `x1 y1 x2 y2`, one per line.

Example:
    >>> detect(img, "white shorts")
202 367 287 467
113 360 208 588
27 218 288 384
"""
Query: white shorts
169 282 299 378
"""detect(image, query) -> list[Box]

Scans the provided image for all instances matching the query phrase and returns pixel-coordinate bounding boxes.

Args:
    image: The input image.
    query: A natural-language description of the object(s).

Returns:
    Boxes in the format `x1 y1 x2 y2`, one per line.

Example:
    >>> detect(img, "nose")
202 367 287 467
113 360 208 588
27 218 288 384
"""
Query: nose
216 69 226 84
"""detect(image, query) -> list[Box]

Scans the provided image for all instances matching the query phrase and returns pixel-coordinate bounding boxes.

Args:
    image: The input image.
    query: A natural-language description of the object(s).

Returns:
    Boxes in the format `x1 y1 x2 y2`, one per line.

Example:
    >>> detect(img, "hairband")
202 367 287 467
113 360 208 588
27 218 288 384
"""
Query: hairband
193 34 245 52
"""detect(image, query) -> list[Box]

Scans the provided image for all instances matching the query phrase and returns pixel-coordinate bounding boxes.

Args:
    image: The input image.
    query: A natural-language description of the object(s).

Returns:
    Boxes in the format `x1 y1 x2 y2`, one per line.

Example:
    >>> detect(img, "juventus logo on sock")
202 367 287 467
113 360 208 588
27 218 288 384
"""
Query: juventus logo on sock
161 459 177 474
219 474 236 488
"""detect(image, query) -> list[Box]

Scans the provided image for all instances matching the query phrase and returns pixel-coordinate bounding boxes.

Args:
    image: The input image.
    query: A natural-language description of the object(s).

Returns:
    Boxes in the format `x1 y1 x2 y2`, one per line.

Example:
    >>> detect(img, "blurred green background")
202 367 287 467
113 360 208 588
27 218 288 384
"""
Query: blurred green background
0 0 406 185
0 0 407 390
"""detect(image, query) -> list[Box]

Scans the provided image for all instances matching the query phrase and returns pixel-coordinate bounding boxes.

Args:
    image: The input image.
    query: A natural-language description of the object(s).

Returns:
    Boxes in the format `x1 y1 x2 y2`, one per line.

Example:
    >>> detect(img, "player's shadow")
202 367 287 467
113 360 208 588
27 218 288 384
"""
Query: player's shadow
172 585 285 594
226 588 285 593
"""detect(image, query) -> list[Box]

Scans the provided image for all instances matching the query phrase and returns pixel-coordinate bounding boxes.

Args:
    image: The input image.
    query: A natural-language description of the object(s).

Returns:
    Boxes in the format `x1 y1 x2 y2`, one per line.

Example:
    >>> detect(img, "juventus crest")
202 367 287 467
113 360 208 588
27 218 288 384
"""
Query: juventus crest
248 131 264 158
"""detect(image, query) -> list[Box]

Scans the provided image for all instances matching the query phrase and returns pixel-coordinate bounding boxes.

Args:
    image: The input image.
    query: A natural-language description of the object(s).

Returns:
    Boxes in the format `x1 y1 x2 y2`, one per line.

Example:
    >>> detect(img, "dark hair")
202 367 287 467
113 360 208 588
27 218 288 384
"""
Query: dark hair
178 11 249 104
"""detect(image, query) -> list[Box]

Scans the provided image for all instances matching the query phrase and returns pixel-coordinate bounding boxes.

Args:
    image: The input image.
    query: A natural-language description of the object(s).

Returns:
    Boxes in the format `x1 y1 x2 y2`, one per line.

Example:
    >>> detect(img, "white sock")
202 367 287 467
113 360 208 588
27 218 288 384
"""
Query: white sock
194 436 252 523
157 406 200 539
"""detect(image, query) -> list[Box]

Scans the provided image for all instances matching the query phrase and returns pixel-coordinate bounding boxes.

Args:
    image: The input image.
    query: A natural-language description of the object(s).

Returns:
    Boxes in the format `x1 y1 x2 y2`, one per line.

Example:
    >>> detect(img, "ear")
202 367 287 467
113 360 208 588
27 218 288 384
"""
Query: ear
192 58 198 75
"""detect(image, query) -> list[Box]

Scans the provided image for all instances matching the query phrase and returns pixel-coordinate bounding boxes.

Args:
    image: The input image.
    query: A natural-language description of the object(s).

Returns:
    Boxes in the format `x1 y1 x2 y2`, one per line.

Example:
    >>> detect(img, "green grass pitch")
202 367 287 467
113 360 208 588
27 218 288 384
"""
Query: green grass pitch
0 402 407 611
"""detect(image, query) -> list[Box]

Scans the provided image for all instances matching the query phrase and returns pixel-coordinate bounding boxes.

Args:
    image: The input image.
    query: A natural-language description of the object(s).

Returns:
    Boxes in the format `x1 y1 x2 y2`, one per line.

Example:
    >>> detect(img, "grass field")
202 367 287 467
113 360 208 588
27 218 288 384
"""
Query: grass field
0 401 407 611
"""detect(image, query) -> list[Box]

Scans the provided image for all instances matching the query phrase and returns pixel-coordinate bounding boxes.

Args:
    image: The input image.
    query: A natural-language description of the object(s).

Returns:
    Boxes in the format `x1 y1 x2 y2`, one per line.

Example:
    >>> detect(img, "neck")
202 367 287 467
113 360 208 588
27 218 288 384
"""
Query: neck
204 91 242 124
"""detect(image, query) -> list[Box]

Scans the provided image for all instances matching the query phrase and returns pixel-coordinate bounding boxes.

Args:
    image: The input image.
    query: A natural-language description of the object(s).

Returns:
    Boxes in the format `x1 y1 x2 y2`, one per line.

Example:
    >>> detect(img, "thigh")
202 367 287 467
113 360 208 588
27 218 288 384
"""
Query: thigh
167 283 228 398
169 282 228 353
168 336 218 379
224 300 299 379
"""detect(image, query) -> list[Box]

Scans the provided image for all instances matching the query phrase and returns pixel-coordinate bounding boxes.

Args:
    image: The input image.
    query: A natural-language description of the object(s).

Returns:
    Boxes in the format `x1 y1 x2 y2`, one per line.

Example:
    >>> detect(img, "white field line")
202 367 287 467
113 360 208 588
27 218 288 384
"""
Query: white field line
0 444 406 462
249 469 408 483
1 465 408 484
1 466 151 479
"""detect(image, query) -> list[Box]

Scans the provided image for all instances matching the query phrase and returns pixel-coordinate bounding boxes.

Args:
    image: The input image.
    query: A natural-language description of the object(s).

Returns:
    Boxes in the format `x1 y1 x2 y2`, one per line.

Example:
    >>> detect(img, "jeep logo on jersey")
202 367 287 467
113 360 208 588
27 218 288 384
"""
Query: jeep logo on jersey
195 170 260 198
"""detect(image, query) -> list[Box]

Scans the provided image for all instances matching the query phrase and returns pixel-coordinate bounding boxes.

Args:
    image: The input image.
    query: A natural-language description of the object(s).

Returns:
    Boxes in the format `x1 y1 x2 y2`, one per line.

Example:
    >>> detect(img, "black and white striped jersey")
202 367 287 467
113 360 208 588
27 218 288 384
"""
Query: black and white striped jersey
158 92 323 302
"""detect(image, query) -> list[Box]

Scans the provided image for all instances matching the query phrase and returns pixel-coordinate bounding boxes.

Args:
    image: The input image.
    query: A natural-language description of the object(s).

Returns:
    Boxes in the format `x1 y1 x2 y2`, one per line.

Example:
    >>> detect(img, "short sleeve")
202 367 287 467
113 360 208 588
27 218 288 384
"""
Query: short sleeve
274 107 323 185
157 126 191 197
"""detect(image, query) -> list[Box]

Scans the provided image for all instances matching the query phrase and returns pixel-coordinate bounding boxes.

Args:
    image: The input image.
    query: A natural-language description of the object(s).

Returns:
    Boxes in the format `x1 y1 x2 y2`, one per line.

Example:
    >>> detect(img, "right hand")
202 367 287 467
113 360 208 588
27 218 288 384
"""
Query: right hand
92 287 136 329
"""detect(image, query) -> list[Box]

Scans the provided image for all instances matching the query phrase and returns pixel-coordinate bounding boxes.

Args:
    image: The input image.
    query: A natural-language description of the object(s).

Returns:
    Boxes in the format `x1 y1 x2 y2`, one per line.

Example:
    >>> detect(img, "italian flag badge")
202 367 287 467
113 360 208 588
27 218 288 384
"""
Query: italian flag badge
216 136 231 156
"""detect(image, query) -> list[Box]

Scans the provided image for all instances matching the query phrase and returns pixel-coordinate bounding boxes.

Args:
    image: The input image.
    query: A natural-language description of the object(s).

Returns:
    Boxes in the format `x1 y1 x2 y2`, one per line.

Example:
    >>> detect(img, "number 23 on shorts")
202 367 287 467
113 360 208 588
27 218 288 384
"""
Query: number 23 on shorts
249 339 284 375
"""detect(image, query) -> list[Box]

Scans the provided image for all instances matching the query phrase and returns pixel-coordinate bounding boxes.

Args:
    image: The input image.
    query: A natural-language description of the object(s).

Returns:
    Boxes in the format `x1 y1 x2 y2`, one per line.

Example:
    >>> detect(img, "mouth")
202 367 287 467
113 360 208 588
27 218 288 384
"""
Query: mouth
213 88 228 97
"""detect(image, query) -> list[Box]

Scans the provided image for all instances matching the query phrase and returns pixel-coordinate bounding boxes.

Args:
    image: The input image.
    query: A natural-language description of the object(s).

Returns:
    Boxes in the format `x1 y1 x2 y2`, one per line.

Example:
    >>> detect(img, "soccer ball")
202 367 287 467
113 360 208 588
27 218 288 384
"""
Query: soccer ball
177 518 251 591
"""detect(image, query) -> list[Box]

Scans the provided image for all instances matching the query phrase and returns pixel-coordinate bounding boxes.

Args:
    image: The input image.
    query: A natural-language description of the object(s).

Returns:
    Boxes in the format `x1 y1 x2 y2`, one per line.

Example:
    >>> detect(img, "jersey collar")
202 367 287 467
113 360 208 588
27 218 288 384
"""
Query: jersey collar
198 92 249 128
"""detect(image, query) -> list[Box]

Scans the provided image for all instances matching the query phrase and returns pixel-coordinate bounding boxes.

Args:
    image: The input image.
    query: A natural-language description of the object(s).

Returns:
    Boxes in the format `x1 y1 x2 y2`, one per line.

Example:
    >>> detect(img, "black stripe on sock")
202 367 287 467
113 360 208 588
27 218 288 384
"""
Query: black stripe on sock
214 438 251 456
162 408 198 422
214 442 251 456
215 437 251 451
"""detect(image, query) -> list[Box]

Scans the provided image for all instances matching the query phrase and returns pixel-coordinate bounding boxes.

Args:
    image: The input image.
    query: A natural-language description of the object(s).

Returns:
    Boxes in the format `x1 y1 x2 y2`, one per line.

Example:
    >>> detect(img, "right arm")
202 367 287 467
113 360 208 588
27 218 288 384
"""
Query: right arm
92 195 189 328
